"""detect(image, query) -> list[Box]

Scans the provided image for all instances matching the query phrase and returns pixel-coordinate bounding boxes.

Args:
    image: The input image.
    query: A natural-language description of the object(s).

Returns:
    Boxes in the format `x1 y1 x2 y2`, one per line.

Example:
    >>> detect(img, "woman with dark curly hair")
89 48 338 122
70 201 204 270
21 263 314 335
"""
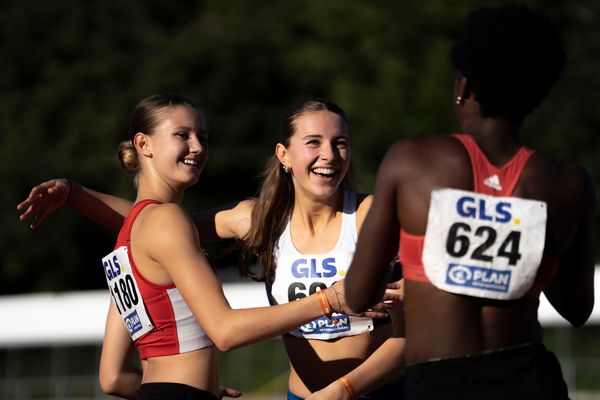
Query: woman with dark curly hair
346 5 596 399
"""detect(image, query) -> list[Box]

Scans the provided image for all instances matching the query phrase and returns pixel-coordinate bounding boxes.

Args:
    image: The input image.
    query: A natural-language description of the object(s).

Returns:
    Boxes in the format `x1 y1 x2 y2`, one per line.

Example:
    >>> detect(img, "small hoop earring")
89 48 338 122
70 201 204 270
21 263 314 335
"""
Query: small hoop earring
144 153 153 158
282 164 290 173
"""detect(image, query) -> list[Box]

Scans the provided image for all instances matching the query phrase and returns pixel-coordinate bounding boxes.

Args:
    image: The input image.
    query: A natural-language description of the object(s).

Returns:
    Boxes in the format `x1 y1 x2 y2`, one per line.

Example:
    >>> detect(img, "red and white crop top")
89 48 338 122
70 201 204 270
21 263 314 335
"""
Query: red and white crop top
398 134 558 298
101 199 213 359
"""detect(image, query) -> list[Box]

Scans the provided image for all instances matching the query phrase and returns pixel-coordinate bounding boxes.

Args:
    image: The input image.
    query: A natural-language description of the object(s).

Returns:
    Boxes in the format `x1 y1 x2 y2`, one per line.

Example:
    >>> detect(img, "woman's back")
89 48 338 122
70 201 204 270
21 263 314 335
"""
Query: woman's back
391 134 594 362
346 5 595 398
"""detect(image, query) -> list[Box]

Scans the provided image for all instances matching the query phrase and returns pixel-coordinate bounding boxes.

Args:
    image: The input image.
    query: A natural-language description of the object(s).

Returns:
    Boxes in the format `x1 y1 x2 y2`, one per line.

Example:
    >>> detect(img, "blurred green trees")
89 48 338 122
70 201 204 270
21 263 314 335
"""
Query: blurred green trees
2 0 599 294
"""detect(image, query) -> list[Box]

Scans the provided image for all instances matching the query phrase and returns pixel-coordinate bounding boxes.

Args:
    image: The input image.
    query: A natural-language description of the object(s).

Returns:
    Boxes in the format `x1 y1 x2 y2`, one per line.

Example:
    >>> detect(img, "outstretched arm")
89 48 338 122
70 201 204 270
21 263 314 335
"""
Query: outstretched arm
17 179 132 233
145 204 395 352
307 280 406 400
190 199 254 242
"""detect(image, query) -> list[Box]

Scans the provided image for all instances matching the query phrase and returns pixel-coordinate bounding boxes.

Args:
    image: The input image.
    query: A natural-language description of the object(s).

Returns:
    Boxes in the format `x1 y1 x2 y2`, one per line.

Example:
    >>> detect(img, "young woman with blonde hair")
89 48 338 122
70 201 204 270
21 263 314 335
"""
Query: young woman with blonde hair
18 93 396 399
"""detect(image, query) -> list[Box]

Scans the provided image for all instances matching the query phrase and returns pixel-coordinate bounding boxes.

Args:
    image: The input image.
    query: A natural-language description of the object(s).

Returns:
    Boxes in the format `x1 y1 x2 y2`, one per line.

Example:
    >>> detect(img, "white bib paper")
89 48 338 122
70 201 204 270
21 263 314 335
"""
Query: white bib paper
422 188 547 300
101 246 154 340
270 251 374 339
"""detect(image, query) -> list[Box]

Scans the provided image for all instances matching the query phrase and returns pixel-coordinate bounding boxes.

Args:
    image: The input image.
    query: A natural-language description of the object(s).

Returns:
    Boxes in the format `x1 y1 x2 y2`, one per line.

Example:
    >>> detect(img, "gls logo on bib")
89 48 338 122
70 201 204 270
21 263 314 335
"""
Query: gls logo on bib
422 188 547 300
291 257 337 279
273 255 372 339
102 247 154 340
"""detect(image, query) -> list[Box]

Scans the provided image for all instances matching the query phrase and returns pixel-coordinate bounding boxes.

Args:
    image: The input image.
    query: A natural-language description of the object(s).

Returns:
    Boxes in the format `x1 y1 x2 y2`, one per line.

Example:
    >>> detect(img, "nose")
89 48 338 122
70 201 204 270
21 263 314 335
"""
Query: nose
320 142 337 161
189 135 206 154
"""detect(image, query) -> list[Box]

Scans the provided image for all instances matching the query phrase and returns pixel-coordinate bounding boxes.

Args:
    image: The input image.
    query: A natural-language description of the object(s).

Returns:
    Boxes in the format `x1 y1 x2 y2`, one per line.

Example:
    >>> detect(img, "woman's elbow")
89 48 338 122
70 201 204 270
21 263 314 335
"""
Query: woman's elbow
212 338 235 352
99 370 123 396
209 326 240 352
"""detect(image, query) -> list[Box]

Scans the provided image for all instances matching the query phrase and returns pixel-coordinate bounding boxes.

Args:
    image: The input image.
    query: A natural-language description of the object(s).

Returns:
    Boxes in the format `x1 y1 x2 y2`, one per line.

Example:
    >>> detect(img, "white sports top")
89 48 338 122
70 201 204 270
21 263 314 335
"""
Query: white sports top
266 191 374 340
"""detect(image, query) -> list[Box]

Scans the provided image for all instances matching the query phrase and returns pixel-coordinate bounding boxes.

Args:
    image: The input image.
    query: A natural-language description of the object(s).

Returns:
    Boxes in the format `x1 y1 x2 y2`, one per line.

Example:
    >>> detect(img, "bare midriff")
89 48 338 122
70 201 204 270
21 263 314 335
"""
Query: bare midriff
142 346 220 395
284 324 392 397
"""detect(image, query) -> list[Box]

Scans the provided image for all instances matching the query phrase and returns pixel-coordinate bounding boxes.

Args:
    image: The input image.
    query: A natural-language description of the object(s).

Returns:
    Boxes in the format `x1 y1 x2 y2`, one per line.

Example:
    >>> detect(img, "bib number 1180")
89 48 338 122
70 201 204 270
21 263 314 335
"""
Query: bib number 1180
446 222 522 266
111 275 140 314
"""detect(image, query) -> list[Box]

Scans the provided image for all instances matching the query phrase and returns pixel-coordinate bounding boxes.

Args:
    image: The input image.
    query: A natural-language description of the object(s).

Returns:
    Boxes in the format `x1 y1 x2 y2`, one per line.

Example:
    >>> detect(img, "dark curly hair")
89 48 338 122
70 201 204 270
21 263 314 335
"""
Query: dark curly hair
450 5 566 123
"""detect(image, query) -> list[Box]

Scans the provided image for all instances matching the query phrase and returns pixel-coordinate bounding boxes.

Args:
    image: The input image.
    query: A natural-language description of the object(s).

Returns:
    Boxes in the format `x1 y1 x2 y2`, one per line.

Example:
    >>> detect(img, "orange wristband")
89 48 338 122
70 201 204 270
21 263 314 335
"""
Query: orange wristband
316 290 332 318
337 376 355 400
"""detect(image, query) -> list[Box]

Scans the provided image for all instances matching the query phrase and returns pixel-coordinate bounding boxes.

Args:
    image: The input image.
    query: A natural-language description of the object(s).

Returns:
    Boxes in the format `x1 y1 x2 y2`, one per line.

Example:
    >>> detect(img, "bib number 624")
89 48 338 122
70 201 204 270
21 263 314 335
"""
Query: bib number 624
446 222 522 266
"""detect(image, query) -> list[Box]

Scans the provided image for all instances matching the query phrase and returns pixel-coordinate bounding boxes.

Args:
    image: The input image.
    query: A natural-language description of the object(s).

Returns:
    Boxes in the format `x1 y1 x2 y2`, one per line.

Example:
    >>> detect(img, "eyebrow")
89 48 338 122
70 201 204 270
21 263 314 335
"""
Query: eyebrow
173 126 208 134
302 133 349 139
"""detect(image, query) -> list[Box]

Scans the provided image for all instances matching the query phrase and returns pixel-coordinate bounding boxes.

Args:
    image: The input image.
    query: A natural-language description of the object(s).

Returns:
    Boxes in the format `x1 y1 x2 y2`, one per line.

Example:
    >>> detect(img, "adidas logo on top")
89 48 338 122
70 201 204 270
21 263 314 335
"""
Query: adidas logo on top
483 174 503 191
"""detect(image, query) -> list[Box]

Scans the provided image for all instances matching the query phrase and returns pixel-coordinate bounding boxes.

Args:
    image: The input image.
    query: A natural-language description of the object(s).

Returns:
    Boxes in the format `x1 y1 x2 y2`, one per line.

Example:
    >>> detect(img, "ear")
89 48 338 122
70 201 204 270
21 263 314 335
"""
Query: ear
275 143 288 166
454 72 473 104
133 132 153 158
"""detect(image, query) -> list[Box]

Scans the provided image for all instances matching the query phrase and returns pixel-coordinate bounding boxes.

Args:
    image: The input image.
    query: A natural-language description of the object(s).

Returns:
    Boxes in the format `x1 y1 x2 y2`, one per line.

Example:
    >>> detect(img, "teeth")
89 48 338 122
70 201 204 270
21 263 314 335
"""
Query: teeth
312 167 336 175
183 159 198 166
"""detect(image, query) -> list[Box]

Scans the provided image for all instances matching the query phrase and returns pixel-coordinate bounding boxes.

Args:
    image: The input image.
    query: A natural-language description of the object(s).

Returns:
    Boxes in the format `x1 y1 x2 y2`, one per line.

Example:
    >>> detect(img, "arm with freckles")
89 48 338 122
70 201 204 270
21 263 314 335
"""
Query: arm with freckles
346 144 403 312
144 204 389 352
17 178 132 233
307 281 406 400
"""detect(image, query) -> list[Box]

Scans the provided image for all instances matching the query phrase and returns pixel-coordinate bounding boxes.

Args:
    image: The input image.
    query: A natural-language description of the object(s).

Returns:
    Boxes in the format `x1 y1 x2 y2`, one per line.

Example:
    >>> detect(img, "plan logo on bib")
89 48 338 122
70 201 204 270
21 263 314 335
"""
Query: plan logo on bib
298 315 350 335
446 263 512 292
124 310 144 336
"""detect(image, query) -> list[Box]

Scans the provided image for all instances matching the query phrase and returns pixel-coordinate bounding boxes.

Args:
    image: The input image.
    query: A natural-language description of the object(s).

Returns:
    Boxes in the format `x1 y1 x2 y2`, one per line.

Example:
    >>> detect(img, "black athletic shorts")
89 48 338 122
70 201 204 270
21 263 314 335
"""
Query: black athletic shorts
404 342 570 400
137 382 218 400
362 376 406 399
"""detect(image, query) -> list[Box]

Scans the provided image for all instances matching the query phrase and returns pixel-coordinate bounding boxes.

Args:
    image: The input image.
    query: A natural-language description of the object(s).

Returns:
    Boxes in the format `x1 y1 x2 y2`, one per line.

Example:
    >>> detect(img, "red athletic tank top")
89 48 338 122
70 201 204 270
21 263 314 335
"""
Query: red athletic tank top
115 199 212 359
398 134 558 297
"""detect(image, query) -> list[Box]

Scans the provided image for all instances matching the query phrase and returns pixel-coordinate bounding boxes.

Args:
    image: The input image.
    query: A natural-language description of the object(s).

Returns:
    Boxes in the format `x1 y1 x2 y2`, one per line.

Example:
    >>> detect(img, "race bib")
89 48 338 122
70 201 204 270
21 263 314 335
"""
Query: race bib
102 246 153 340
271 254 373 339
422 188 547 300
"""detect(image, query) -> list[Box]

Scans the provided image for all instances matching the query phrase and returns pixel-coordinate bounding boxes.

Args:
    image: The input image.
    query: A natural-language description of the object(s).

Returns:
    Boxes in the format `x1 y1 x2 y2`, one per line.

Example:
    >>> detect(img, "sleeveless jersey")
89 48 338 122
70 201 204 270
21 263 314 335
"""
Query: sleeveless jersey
266 191 374 339
101 199 213 359
399 134 558 299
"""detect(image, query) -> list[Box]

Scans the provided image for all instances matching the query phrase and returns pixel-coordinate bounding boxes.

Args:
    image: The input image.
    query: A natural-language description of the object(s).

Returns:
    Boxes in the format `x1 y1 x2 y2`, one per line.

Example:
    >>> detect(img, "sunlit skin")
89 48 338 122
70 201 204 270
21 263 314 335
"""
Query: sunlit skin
270 111 404 397
15 106 405 399
345 72 596 367
277 110 350 207
108 101 383 397
136 105 209 205
275 111 353 257
198 110 403 397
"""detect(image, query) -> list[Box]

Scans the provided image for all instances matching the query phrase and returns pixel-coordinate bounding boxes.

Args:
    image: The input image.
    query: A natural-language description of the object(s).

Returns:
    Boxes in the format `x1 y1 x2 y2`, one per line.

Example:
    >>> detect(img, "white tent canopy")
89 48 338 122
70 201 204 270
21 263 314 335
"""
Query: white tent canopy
1 269 599 348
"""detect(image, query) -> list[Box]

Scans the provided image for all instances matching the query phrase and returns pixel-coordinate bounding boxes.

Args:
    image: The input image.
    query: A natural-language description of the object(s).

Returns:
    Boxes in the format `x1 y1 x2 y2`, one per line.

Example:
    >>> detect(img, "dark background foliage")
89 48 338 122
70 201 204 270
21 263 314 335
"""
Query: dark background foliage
2 0 599 294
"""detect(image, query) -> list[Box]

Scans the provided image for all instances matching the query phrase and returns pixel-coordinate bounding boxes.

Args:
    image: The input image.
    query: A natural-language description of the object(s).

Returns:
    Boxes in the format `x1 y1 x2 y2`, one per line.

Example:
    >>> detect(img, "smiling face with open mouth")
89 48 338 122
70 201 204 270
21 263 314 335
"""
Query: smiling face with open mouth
276 109 350 202
143 104 209 189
